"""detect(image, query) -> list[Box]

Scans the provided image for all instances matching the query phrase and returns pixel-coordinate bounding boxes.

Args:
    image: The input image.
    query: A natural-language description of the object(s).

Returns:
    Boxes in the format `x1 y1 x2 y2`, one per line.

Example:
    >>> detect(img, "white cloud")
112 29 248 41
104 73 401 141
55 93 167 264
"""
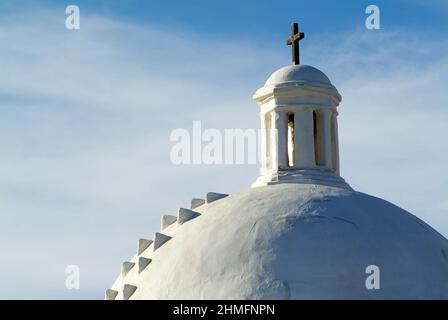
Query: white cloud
0 9 447 299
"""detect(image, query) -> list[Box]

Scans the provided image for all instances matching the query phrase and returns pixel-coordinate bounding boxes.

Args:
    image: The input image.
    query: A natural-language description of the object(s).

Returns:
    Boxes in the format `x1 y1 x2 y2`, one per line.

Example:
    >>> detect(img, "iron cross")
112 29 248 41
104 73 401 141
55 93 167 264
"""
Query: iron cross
286 23 305 65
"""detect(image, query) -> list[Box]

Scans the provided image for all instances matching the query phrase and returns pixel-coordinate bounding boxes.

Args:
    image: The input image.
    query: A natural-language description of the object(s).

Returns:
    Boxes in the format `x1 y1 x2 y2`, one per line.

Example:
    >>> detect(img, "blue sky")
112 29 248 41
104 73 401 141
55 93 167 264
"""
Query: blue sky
0 1 447 299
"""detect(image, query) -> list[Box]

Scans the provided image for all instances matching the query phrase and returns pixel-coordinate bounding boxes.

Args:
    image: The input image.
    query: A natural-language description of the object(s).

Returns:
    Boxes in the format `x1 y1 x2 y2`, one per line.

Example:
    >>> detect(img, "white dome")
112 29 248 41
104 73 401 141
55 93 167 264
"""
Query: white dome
265 64 336 90
109 184 448 299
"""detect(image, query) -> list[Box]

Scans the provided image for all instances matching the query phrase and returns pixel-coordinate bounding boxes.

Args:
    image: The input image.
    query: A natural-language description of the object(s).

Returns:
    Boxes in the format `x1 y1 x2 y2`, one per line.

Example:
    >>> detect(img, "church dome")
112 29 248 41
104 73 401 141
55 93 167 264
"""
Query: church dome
108 184 448 299
105 23 448 300
265 64 336 90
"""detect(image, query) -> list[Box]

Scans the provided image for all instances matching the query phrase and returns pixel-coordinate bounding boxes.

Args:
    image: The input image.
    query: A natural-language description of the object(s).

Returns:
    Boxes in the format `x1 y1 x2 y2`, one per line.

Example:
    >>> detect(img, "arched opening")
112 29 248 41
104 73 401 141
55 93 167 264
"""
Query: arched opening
287 113 295 167
313 110 325 166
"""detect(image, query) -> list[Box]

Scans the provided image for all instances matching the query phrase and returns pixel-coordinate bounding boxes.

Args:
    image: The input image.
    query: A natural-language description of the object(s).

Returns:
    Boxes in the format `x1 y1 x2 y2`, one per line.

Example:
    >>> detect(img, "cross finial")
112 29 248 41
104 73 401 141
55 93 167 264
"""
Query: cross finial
286 23 305 65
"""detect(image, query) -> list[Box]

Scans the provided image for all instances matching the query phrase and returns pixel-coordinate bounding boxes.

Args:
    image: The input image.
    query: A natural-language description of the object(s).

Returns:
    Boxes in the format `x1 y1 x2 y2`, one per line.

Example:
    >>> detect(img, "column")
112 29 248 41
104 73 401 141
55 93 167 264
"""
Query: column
271 110 288 170
321 109 333 169
259 112 268 174
332 111 340 175
293 108 315 168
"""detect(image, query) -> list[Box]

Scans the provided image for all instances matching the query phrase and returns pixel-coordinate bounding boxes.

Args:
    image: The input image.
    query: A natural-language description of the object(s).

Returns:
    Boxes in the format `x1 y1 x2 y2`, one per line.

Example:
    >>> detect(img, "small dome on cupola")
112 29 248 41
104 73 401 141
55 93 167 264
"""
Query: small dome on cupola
265 64 336 91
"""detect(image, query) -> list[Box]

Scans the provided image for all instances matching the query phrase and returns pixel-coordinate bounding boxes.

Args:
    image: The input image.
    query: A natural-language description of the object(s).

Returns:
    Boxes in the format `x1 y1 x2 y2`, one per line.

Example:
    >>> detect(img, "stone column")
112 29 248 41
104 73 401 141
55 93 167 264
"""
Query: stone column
332 111 340 175
259 112 268 174
321 109 333 169
293 108 315 168
269 111 278 170
271 110 288 170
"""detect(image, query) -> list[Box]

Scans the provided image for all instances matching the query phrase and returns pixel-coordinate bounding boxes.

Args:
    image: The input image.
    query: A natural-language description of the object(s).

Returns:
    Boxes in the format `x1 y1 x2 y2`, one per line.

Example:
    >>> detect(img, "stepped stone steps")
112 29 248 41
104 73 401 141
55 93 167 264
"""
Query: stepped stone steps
161 215 177 230
106 191 227 299
123 284 137 300
137 239 152 255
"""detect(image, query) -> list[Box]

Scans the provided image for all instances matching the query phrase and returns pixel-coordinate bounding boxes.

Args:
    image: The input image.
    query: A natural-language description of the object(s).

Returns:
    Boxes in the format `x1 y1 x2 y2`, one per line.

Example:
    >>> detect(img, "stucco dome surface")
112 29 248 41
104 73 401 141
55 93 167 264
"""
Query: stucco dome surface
111 184 448 299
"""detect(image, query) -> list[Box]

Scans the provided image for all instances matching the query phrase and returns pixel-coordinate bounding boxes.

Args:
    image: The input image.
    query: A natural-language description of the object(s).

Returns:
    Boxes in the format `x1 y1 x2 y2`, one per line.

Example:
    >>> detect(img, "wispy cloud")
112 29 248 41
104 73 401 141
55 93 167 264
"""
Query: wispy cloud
0 7 447 299
0 8 269 299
